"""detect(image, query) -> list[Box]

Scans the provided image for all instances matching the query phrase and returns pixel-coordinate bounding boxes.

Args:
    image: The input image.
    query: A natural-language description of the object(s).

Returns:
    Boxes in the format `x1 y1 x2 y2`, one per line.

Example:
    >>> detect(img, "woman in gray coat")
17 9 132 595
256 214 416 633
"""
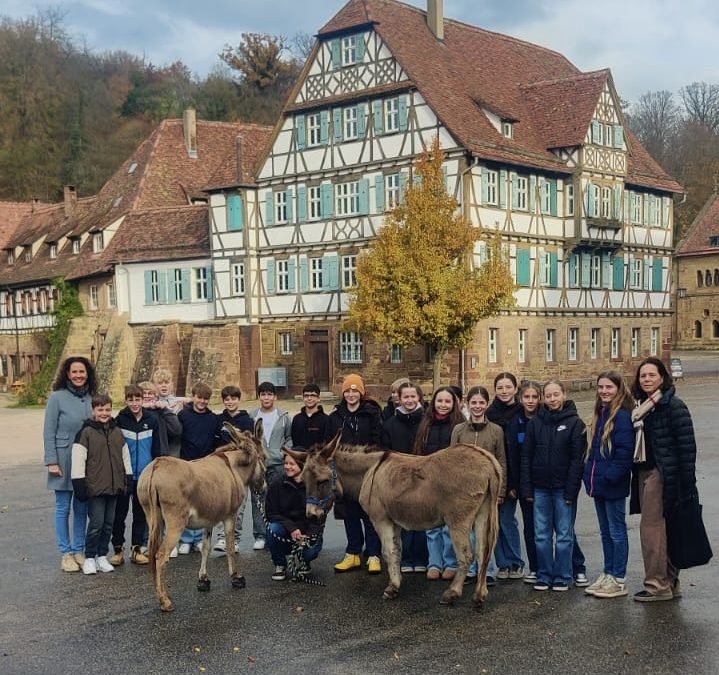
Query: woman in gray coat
43 356 98 572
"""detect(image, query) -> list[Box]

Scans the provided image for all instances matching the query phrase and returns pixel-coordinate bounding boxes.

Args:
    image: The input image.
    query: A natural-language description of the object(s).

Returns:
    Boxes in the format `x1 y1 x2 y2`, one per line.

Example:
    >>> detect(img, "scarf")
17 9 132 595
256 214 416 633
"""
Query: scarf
66 382 89 398
631 389 663 463
486 398 522 429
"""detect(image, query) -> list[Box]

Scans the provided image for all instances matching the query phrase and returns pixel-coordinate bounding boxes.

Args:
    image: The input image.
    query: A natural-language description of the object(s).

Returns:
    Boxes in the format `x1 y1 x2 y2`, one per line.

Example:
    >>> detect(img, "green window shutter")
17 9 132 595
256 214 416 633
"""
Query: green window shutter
321 183 334 217
181 269 190 303
358 179 370 215
580 253 591 288
549 179 557 216
481 167 489 204
266 258 276 294
144 271 153 305
206 267 213 301
372 100 384 135
330 39 340 70
652 258 664 291
375 175 385 213
227 194 244 231
357 103 368 137
324 254 340 290
287 258 297 292
398 95 409 132
529 175 537 213
613 255 624 290
333 108 343 143
614 186 622 220
265 192 274 226
320 110 329 144
516 248 531 286
510 172 518 209
356 34 365 61
158 271 168 304
299 255 309 292
613 124 624 149
549 251 558 288
499 169 507 208
591 121 601 143
568 254 577 288
297 186 307 223
296 115 306 150
602 252 612 289
286 188 294 223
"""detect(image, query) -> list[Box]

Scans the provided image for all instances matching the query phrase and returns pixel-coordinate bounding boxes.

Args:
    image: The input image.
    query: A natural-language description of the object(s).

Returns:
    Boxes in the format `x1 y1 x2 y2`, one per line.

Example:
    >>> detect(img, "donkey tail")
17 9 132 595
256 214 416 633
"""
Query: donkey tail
141 462 163 581
482 455 501 573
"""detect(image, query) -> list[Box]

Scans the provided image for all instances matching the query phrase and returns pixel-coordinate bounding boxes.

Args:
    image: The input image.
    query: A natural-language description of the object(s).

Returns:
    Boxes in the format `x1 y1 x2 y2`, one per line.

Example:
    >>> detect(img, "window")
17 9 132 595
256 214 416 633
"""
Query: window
275 191 288 224
631 258 642 289
541 180 551 214
650 327 660 356
173 269 185 302
604 124 613 147
601 187 612 218
568 327 578 361
310 257 323 290
590 184 601 218
715 269 719 286
697 270 704 288
566 184 574 216
591 255 601 287
538 251 552 286
106 282 116 309
49 243 57 259
193 267 209 301
502 121 514 138
335 181 359 216
72 239 80 255
341 36 357 66
488 328 498 364
280 332 293 355
384 98 399 133
25 247 32 262
545 329 555 362
515 176 528 210
714 321 719 339
631 327 640 357
611 327 621 358
632 194 642 224
149 270 161 304
694 320 703 338
569 253 580 287
231 263 245 295
308 186 322 220
710 236 719 247
340 331 363 363
518 329 527 363
390 344 403 364
385 173 400 209
92 232 104 253
89 285 99 310
277 260 290 292
486 170 498 205
307 113 321 147
706 270 712 287
343 106 358 140
591 328 601 359
342 255 357 288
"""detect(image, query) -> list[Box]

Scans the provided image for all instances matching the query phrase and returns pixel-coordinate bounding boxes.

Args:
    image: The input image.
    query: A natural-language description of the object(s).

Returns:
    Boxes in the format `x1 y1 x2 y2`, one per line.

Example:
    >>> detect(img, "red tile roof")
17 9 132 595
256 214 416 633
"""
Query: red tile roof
204 123 274 189
0 201 33 249
675 191 719 257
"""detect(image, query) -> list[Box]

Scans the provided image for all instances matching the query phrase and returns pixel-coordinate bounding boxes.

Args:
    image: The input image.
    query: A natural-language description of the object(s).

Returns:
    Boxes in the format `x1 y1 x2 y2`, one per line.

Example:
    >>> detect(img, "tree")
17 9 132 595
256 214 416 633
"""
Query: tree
680 82 719 134
628 90 679 169
346 138 516 388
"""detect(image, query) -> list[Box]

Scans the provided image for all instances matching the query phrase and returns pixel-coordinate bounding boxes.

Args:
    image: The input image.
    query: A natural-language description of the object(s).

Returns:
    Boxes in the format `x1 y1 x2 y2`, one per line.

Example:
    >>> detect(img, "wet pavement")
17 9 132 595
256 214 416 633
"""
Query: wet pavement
1 378 717 674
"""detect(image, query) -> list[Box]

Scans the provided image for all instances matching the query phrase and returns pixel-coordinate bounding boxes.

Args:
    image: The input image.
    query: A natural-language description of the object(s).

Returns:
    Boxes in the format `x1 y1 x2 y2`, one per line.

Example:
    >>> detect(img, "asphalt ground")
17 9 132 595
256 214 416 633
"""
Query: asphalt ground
1 373 718 674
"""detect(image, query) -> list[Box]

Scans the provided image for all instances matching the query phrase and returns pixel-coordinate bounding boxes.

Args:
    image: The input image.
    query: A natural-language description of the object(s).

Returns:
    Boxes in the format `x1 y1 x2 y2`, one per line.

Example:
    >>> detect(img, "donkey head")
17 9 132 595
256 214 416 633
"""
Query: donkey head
300 432 342 520
221 421 267 494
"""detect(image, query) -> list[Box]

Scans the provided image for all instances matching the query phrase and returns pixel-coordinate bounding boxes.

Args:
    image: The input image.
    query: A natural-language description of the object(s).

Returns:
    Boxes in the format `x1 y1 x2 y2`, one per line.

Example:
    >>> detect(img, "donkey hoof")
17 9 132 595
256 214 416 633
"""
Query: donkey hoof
231 575 246 589
160 601 174 613
440 590 459 606
382 585 399 600
197 578 211 592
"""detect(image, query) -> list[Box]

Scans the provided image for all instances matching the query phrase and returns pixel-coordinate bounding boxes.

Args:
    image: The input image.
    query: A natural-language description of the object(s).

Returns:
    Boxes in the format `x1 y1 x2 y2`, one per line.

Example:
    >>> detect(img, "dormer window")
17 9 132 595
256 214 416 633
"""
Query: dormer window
24 246 32 263
72 239 80 255
710 236 719 247
92 232 104 253
7 250 14 265
128 162 137 174
49 243 57 259
502 122 514 139
113 197 122 208
341 36 357 66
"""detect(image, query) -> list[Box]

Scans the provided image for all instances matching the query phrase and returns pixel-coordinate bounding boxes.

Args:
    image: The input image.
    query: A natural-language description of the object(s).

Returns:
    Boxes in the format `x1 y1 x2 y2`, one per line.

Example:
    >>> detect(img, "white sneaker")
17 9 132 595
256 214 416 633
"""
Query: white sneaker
82 558 97 575
252 538 266 551
214 537 227 552
96 556 114 573
178 543 192 555
234 542 241 553
170 546 178 558
192 543 203 553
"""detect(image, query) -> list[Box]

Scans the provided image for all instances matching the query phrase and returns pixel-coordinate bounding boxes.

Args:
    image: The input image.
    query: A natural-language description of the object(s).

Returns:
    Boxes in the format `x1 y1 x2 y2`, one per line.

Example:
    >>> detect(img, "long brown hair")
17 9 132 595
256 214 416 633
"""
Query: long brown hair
589 370 634 457
413 387 464 454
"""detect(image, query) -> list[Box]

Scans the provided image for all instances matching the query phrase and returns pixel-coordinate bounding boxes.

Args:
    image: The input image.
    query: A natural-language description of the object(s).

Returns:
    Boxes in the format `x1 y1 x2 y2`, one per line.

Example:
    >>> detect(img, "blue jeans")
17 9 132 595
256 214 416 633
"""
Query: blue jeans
266 522 323 567
85 496 117 558
343 498 381 557
426 525 458 571
495 497 525 569
55 490 88 554
594 497 628 579
468 530 497 577
533 488 574 585
400 530 428 567
180 528 204 545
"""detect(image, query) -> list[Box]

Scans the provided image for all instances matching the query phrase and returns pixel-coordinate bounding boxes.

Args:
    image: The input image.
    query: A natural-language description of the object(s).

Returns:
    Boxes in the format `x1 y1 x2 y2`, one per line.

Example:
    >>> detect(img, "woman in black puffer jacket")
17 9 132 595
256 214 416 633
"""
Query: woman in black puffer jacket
630 357 697 602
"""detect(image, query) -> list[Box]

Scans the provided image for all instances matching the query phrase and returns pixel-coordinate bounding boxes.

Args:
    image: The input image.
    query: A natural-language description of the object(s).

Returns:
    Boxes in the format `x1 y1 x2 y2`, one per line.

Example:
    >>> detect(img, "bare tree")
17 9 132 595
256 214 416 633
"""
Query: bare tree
292 31 315 62
628 90 679 169
680 82 719 133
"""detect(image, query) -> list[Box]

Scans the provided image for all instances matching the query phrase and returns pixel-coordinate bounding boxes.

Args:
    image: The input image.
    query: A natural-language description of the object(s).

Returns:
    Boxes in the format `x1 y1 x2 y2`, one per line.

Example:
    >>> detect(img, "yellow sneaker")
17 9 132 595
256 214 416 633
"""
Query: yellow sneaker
109 548 125 566
367 556 382 574
131 546 149 565
334 553 361 572
61 553 80 573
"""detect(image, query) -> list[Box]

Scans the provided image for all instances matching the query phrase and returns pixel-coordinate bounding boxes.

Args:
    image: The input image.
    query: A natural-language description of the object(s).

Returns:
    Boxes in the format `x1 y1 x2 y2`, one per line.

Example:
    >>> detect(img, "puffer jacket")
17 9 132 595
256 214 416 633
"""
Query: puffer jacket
630 387 697 516
422 415 455 455
265 474 322 537
327 399 383 446
520 401 586 503
381 406 424 453
583 407 634 500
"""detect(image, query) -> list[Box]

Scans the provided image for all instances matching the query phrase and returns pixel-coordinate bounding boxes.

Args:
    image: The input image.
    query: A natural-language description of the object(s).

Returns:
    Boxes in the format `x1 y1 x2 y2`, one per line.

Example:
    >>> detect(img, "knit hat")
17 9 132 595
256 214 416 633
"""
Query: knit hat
342 373 365 395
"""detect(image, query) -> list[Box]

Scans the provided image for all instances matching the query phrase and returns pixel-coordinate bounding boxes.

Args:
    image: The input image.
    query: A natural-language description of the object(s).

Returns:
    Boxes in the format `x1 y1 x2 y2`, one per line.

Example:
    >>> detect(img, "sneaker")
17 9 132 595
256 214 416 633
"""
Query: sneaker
508 565 525 580
178 543 192 555
82 558 97 575
367 556 382 574
61 553 80 573
214 537 227 552
96 556 115 573
464 574 478 585
485 575 496 587
585 573 609 596
593 576 628 598
253 538 266 551
574 572 590 587
400 565 414 573
496 567 510 580
523 571 538 584
334 553 361 572
192 543 203 553
131 545 149 565
552 583 569 592
441 568 456 580
533 582 550 591
73 552 86 567
109 548 125 566
426 568 441 581
634 589 673 602
271 565 286 581
413 565 427 573
170 547 178 558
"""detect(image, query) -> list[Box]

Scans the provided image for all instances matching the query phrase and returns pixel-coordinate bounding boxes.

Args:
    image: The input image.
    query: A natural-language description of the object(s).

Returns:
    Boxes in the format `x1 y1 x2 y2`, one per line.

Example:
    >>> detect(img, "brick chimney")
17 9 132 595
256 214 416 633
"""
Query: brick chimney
427 0 444 40
183 108 198 158
235 135 244 183
63 186 77 217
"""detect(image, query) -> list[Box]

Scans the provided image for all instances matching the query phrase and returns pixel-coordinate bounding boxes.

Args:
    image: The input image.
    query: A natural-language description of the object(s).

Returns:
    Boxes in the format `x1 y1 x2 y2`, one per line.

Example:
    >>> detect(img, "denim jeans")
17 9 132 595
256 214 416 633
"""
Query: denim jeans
519 498 537 573
533 488 574 585
85 496 117 558
468 530 497 577
400 530 428 567
180 528 204 545
495 497 525 569
594 496 629 579
343 498 381 557
266 522 323 567
55 490 88 554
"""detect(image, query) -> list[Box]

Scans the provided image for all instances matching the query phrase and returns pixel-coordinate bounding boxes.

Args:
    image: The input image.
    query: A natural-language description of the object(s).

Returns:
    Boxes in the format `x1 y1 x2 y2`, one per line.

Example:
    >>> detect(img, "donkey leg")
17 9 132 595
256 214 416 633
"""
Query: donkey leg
441 523 472 605
376 522 402 600
157 520 184 612
197 528 213 592
472 499 495 606
225 517 245 589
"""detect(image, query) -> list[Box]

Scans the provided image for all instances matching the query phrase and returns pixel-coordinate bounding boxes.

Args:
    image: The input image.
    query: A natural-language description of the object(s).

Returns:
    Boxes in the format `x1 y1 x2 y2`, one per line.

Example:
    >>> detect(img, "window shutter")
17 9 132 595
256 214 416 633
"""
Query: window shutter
266 258 276 294
321 183 334 217
398 95 409 132
613 124 624 149
330 39 340 70
499 169 507 208
206 267 213 301
357 103 368 137
324 254 340 290
602 252 612 289
333 108 343 143
481 167 489 204
581 253 591 288
181 269 191 303
529 175 537 213
144 271 153 305
168 271 178 303
643 258 651 290
286 188 294 223
549 251 558 287
652 257 664 291
287 258 297 292
265 192 274 226
511 172 518 209
320 110 329 144
296 115 306 150
358 179 370 215
299 255 309 292
586 181 595 217
568 254 578 288
372 100 384 134
158 271 168 303
613 255 624 290
591 121 601 143
516 248 531 286
614 186 622 221
549 179 557 216
375 175 385 213
297 186 307 223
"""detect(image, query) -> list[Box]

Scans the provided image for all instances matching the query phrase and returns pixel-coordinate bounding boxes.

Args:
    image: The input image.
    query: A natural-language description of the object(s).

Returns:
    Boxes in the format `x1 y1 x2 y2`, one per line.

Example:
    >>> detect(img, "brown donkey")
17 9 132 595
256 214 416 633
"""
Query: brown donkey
137 422 267 612
290 435 501 606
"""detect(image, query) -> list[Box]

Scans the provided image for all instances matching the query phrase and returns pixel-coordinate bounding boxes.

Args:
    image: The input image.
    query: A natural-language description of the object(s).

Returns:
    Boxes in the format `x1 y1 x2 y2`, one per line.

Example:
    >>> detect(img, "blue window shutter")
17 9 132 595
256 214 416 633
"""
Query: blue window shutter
333 108 343 143
206 267 213 301
356 34 365 61
266 258 276 294
297 186 307 223
330 39 340 70
398 95 409 132
168 271 177 303
325 254 340 290
373 100 384 134
287 258 297 292
568 254 577 288
296 115 306 150
499 169 507 208
613 125 624 149
516 248 531 286
299 256 309 292
265 192 274 226
652 258 664 291
181 269 190 303
158 271 168 304
549 252 558 288
613 255 624 290
549 179 557 216
228 194 243 231
586 181 595 217
481 167 489 204
511 172 518 209
591 121 601 143
399 172 408 204
320 110 329 145
357 103 368 137
529 175 537 212
580 253 591 288
321 183 334 216
375 175 385 213
358 179 370 215
602 252 612 289
286 188 294 223
614 186 622 220
144 271 153 305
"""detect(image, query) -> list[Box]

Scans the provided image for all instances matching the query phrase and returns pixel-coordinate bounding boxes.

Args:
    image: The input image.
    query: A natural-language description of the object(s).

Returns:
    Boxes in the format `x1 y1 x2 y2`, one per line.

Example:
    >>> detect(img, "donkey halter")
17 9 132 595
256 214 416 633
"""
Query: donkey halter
305 460 338 512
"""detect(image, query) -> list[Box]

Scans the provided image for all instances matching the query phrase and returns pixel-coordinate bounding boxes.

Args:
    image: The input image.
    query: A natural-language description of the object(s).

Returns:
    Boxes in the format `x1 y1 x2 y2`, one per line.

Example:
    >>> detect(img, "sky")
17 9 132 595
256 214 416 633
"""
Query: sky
3 0 719 105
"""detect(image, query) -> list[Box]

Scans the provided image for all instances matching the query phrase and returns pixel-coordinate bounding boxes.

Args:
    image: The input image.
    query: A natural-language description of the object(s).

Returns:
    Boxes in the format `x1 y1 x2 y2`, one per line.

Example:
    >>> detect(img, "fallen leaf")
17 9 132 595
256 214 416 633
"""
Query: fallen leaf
393 652 400 661
233 646 241 653
199 667 206 672
193 646 202 654
292 606 304 614
247 656 257 663
624 649 632 656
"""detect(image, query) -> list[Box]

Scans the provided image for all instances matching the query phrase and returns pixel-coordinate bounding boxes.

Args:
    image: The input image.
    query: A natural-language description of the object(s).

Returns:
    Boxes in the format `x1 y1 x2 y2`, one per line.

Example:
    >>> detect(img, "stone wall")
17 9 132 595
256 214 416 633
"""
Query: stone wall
675 254 719 348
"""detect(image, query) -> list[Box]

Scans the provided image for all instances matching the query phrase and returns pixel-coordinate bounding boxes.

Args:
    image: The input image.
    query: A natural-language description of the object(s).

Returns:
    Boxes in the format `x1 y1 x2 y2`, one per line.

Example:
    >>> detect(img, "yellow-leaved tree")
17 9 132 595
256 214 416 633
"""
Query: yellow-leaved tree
346 138 516 389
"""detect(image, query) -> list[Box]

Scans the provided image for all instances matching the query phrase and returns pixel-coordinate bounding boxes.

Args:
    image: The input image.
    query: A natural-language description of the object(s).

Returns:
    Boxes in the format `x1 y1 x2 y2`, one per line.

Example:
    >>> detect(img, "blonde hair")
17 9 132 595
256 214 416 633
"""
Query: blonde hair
151 368 173 385
589 371 634 458
138 381 157 393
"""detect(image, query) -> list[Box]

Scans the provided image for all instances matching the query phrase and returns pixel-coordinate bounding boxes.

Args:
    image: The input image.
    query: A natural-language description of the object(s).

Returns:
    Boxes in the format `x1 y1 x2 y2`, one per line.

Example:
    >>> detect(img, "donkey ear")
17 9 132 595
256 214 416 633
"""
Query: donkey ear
285 447 308 463
253 417 264 441
222 422 242 445
321 430 342 459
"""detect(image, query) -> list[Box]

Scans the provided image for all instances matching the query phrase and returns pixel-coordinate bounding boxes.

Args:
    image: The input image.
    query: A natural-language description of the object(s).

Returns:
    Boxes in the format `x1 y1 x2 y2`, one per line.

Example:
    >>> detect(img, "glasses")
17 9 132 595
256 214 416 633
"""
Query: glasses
303 393 319 398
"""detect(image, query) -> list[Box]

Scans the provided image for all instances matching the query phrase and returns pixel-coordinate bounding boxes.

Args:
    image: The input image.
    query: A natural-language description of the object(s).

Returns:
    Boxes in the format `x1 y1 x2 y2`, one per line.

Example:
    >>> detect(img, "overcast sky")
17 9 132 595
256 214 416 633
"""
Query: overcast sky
3 0 718 104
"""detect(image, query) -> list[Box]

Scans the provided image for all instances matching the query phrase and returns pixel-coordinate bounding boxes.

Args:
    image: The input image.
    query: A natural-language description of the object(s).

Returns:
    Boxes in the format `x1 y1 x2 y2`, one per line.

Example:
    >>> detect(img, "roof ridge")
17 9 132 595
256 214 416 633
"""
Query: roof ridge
521 69 610 90
130 122 166 211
